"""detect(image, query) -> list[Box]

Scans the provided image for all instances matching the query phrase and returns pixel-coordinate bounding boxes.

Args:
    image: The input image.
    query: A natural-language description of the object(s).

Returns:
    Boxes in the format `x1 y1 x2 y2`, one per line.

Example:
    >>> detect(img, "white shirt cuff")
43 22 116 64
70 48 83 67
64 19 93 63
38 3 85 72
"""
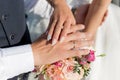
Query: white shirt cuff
0 44 34 79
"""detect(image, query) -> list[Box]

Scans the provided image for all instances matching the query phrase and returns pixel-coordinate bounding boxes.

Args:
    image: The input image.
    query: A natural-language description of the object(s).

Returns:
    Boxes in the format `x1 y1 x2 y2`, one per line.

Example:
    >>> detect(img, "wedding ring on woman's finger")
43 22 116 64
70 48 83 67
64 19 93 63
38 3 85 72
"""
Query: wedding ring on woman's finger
72 41 76 49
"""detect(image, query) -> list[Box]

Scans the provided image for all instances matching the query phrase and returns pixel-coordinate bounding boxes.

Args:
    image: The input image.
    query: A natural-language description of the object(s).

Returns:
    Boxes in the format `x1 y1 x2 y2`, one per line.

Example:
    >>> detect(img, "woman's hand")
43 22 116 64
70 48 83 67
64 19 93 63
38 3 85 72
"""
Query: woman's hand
47 0 76 45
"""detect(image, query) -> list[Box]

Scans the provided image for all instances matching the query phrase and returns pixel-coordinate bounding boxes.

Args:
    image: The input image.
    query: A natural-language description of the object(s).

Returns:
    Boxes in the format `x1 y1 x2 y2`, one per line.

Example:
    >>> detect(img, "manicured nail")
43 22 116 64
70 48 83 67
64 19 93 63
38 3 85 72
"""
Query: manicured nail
47 34 51 41
81 25 85 29
60 37 65 43
52 39 57 46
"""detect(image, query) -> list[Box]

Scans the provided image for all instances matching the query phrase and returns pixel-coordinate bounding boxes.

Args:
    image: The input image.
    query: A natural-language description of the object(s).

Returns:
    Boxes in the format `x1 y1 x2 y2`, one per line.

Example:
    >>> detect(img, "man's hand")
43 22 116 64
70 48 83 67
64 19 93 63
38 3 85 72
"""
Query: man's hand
47 0 76 45
31 24 93 66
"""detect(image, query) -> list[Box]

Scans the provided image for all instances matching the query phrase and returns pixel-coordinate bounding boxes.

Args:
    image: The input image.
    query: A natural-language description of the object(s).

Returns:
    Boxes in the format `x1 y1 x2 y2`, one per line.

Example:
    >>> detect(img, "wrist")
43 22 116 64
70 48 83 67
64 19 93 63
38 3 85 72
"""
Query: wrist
85 31 96 40
48 0 66 7
31 43 40 66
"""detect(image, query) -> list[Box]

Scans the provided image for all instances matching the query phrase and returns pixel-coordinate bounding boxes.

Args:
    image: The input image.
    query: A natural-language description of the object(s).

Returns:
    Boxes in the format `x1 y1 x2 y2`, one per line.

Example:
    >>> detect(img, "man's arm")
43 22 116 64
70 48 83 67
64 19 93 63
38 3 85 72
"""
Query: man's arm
0 45 34 79
0 24 92 79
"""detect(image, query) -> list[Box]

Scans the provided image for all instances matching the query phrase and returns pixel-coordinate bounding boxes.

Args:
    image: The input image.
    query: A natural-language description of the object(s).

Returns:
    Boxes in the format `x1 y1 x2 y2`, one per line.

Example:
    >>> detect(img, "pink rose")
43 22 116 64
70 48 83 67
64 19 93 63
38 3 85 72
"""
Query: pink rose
32 69 37 72
67 66 74 72
53 61 63 67
85 50 95 62
80 58 87 65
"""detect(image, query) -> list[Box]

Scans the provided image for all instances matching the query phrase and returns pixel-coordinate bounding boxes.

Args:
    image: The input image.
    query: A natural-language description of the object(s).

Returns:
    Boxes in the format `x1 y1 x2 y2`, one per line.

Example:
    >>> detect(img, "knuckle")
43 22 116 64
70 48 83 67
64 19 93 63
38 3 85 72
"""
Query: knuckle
55 26 61 31
53 34 58 39
59 16 64 21
76 32 81 37
80 50 85 56
64 25 70 30
78 42 82 47
76 50 81 57
88 41 92 45
66 18 71 23
56 25 64 30
67 17 71 20
84 50 89 55
61 32 66 36
72 33 80 40
63 28 68 34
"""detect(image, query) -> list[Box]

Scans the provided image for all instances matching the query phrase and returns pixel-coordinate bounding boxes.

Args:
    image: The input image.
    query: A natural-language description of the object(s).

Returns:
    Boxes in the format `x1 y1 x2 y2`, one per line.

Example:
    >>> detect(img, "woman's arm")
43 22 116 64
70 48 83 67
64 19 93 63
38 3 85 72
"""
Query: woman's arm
84 0 111 37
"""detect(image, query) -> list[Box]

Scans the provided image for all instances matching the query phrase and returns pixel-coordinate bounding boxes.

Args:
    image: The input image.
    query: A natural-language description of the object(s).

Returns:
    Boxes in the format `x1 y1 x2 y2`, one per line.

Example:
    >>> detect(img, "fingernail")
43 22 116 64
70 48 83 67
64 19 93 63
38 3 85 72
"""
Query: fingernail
81 25 85 29
47 34 51 41
60 37 65 43
52 39 57 46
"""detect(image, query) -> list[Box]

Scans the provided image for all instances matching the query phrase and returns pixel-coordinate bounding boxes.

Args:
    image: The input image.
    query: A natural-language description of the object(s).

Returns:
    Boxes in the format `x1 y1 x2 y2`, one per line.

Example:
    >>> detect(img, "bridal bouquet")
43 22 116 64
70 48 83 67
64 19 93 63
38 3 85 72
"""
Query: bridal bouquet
34 50 95 80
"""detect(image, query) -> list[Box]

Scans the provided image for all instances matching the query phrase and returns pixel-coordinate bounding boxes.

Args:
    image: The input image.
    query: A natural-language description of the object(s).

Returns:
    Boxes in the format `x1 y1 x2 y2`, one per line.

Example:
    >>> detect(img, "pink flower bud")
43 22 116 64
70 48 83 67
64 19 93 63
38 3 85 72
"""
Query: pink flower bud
53 61 63 67
86 50 95 62
67 66 74 72
32 69 37 72
80 59 87 65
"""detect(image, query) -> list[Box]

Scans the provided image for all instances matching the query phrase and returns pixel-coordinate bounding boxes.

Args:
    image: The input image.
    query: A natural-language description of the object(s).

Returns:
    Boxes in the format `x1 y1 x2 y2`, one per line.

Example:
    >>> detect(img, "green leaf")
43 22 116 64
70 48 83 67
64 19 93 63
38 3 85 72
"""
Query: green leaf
83 68 91 77
73 66 81 74
97 53 106 57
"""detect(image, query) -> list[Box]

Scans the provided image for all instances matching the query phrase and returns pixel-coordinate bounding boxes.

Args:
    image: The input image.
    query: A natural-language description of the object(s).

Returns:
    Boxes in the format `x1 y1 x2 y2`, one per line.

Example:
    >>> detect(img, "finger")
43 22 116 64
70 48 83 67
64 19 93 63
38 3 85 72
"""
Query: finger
63 40 93 50
65 32 91 42
62 49 90 59
76 49 90 57
52 18 65 45
68 24 85 33
71 18 76 25
101 10 108 25
105 10 108 17
74 40 93 49
47 17 58 41
59 19 71 43
103 10 108 22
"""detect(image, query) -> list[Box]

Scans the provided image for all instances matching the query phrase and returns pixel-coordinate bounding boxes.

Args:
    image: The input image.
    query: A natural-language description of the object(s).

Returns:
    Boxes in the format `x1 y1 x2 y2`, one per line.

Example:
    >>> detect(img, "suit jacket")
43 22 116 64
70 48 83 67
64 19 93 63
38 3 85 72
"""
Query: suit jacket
112 0 120 6
0 0 26 47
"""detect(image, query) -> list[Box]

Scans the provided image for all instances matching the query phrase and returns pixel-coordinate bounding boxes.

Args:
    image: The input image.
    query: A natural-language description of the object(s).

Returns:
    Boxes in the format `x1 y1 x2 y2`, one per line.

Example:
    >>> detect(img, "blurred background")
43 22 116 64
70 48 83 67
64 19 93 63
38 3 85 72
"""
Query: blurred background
112 0 120 6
